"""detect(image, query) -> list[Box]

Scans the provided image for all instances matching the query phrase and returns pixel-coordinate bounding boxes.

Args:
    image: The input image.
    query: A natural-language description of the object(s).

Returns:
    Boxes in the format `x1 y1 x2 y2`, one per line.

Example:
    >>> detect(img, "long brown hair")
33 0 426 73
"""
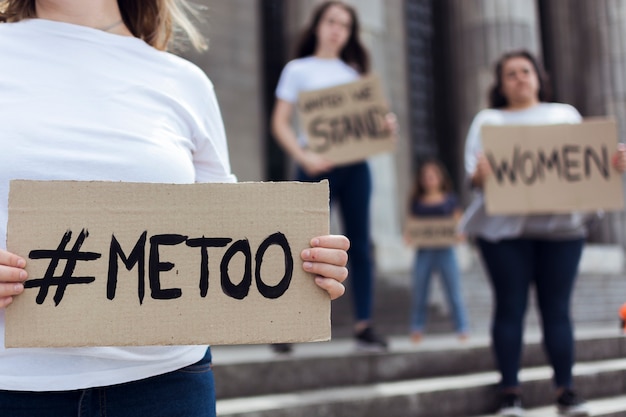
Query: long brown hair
488 49 552 109
294 1 370 75
0 0 206 51
410 158 453 202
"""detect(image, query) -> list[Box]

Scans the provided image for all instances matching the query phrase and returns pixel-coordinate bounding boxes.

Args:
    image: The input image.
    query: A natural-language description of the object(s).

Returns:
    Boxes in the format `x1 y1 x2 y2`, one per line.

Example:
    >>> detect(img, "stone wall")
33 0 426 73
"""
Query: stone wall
181 1 264 182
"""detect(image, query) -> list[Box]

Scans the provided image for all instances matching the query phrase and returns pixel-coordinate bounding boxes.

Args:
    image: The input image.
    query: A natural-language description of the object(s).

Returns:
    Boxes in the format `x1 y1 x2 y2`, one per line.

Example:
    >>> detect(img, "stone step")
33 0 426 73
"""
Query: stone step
334 243 626 339
213 327 626 399
215 358 626 417
476 394 626 417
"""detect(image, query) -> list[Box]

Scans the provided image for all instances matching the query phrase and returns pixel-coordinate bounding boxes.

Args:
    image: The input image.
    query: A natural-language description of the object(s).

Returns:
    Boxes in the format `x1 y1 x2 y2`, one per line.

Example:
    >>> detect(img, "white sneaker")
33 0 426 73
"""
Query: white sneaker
498 392 524 417
556 389 590 417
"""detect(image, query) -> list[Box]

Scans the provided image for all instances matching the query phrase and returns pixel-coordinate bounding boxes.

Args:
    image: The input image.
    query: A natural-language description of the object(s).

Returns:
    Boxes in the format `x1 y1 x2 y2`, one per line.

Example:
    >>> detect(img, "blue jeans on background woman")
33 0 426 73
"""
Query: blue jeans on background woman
411 247 468 334
297 161 374 322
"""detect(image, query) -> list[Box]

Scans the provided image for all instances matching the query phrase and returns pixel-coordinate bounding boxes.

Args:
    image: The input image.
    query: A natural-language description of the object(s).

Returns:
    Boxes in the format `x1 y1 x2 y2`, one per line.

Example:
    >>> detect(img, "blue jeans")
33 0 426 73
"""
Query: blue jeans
0 348 215 417
297 162 374 322
411 247 468 333
477 238 584 389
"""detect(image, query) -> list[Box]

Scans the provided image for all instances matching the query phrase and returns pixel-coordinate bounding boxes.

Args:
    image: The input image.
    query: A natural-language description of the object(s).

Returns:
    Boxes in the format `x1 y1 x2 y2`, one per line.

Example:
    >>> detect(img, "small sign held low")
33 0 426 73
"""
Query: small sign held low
404 217 459 248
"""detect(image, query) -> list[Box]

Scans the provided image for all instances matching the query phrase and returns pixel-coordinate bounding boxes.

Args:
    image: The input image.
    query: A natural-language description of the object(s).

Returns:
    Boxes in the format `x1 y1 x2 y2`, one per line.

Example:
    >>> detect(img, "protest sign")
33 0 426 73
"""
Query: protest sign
482 119 624 215
297 75 395 165
404 217 459 248
5 180 330 348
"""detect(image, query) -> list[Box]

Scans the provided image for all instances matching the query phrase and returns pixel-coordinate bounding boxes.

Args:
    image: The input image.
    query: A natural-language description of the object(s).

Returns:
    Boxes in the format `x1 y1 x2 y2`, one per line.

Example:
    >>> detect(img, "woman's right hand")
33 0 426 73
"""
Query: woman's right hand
0 249 27 308
272 99 334 177
300 150 334 177
471 153 492 188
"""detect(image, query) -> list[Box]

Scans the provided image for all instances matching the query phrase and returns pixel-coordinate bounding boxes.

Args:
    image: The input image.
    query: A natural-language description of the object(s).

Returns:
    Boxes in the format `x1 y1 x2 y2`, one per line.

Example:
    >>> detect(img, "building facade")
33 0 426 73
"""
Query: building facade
183 0 626 273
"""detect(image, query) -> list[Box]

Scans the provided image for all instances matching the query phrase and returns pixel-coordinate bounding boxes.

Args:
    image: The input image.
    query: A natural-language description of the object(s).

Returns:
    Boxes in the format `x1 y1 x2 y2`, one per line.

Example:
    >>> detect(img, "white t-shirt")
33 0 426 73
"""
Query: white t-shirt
275 56 360 146
461 102 589 241
0 19 236 391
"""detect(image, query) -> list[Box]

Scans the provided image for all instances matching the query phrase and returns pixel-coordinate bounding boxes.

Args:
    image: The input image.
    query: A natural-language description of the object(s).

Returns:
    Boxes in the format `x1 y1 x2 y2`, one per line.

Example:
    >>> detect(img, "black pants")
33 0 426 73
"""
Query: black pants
477 237 584 389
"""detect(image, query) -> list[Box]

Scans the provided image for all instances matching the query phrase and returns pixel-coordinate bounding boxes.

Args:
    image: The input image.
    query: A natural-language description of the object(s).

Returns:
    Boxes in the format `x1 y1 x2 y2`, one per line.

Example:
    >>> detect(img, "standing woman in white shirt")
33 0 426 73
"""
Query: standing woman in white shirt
272 0 389 352
463 49 626 417
0 1 349 416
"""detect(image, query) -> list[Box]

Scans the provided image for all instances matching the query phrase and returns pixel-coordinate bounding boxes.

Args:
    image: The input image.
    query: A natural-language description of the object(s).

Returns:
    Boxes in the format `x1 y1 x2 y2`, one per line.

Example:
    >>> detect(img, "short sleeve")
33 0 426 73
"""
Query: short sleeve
191 78 237 184
464 112 488 176
275 61 300 103
561 104 583 123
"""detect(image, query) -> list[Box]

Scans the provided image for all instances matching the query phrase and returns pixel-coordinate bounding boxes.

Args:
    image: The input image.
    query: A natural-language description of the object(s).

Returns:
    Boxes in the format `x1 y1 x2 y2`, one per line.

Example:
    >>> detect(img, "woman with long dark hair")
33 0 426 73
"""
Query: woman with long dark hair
463 49 626 417
0 0 350 415
271 1 388 351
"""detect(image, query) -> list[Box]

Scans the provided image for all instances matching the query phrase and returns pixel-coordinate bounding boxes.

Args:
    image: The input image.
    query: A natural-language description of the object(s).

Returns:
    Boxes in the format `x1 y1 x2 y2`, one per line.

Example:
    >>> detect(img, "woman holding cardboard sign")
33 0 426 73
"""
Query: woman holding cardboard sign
271 1 393 352
463 49 626 417
0 0 350 416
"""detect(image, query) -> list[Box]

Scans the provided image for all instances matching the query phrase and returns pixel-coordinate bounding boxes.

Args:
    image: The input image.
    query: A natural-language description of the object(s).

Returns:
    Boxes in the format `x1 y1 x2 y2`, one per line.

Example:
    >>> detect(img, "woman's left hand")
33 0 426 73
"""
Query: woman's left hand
385 112 399 135
612 143 626 173
301 235 349 300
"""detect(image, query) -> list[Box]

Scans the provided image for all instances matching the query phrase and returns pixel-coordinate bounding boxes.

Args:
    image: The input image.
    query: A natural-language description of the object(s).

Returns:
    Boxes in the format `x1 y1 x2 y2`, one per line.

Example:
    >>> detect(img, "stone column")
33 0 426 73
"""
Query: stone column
542 0 626 246
444 0 542 189
181 1 264 182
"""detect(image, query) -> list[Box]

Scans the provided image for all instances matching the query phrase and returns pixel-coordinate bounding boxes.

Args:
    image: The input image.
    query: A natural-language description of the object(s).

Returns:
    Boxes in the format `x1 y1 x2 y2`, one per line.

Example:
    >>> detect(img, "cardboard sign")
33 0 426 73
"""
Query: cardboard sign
404 217 459 248
482 119 625 215
297 75 395 165
5 180 330 348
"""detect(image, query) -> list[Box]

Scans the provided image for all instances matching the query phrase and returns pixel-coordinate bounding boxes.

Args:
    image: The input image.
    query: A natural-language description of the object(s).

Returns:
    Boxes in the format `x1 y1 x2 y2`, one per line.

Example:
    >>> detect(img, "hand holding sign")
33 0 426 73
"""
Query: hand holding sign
612 143 626 173
302 235 349 300
0 249 27 308
383 111 399 138
299 151 335 177
470 153 493 188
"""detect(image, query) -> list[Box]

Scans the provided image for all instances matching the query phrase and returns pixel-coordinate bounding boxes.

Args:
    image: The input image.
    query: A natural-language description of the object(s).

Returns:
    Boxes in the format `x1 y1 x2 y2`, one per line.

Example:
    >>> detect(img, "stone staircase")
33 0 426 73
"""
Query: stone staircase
213 327 626 417
212 243 626 416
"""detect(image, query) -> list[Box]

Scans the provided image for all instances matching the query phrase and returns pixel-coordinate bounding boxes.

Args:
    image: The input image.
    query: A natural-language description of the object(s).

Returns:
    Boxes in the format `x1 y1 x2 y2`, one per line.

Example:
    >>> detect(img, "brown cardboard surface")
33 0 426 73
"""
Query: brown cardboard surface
297 75 395 165
482 119 625 215
404 217 459 248
5 180 330 348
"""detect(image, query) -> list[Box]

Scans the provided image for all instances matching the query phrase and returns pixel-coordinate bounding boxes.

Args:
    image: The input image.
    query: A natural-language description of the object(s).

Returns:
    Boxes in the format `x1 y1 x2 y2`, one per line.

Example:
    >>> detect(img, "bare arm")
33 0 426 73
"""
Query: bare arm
271 99 333 177
470 153 492 188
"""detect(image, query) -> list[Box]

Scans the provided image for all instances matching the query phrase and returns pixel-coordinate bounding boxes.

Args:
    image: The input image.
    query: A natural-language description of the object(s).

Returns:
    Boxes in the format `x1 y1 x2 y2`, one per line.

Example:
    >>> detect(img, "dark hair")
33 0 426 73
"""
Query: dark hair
294 1 370 75
488 49 552 108
410 158 453 201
